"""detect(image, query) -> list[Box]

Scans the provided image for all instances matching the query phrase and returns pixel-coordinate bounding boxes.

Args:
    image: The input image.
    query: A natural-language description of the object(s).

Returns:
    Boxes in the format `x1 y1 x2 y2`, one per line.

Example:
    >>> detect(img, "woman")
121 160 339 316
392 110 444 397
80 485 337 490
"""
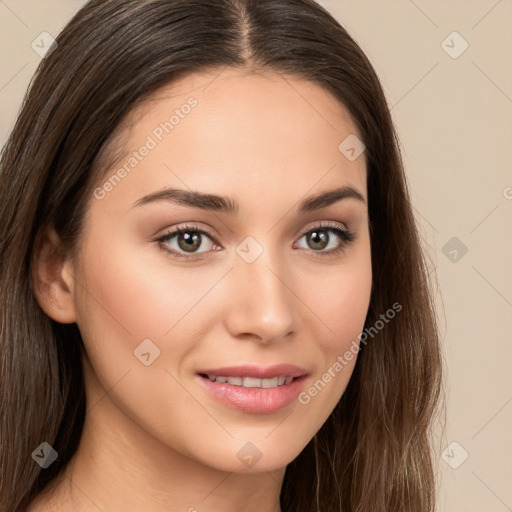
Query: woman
0 0 443 510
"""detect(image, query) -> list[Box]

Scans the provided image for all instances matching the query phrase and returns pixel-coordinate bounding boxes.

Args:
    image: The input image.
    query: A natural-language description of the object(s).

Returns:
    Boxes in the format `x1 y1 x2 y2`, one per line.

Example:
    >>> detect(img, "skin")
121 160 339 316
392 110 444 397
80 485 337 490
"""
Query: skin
30 68 372 512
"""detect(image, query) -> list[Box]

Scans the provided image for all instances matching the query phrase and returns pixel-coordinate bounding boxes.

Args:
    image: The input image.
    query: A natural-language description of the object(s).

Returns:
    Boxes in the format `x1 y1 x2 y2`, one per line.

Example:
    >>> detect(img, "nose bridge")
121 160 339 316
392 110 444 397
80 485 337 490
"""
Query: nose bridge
226 236 296 341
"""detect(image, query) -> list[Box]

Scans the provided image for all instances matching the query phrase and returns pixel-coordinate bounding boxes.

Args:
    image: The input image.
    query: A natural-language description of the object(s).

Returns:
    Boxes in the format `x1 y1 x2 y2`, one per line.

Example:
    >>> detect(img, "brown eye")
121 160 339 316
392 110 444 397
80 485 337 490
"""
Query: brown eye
156 224 218 259
295 222 355 256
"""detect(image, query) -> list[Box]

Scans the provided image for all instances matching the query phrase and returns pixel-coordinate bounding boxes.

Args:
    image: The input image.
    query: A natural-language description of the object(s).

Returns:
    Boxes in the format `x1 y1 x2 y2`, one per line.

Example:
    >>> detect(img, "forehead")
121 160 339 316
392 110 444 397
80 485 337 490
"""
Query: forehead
112 67 363 156
92 68 367 213
135 67 356 114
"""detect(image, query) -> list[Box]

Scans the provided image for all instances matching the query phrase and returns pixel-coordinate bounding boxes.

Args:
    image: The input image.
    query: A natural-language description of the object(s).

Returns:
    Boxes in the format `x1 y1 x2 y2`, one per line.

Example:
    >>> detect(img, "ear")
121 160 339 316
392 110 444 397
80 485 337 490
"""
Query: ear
32 225 77 324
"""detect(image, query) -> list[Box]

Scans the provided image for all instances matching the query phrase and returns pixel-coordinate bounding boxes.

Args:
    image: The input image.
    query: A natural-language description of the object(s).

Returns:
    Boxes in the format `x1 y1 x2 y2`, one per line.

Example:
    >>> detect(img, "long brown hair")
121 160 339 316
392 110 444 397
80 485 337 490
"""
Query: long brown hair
0 1 444 510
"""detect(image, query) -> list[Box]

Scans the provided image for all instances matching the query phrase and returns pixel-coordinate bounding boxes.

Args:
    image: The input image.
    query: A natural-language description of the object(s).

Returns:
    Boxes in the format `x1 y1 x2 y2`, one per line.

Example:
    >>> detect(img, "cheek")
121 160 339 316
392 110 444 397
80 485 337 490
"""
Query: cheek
297 242 372 403
308 241 372 355
72 237 213 444
320 270 371 329
75 234 212 344
72 230 233 408
71 237 174 395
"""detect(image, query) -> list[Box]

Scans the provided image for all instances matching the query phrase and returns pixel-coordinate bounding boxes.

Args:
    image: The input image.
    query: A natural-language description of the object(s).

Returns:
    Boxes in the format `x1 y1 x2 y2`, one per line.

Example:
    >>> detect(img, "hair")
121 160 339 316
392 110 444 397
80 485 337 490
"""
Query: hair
0 0 444 510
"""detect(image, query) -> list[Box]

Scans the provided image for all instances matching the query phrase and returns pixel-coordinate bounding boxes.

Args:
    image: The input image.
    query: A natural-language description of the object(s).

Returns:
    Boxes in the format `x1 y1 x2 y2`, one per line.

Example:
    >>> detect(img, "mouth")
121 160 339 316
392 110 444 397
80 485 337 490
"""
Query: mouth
195 364 309 414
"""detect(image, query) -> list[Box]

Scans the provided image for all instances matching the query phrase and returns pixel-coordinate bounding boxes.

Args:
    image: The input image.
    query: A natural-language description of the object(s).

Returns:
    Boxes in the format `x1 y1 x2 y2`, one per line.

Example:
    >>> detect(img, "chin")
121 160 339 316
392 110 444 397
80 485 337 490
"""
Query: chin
190 432 311 474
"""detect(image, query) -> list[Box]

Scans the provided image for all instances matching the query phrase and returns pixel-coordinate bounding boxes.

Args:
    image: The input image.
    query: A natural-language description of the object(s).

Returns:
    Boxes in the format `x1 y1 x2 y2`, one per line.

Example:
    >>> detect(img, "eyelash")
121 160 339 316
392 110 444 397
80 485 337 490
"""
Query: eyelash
155 221 355 261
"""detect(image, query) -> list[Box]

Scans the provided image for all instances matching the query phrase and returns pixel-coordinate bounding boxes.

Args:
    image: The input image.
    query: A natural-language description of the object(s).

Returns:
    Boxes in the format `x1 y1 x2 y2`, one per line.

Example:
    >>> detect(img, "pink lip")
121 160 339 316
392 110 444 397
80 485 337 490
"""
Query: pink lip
195 364 310 415
196 374 308 414
196 364 308 379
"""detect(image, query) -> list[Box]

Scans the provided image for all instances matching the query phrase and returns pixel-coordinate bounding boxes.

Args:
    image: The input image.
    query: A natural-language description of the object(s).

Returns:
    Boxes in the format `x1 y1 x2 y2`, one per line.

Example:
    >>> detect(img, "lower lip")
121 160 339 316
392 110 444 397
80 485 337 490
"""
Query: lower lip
196 374 307 414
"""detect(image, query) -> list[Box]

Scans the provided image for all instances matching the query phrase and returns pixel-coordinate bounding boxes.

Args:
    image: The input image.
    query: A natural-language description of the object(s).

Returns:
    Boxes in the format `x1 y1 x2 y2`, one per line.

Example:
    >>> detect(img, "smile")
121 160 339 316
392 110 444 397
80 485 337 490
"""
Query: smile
195 364 310 414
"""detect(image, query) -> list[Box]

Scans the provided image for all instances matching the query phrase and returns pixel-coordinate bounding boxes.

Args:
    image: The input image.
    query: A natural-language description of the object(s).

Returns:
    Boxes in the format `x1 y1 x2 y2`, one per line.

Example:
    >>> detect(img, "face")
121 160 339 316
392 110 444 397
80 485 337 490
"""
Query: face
68 68 372 473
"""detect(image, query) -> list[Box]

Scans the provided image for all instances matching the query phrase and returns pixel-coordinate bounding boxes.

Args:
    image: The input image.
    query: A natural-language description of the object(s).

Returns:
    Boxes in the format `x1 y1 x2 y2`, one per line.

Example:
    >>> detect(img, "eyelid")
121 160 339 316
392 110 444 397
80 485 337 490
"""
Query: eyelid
298 219 348 237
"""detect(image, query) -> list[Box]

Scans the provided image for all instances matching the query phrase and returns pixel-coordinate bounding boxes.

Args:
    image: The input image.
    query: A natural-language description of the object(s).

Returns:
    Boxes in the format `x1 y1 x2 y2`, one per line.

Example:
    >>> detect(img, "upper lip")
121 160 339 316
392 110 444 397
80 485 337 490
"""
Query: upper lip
196 364 309 379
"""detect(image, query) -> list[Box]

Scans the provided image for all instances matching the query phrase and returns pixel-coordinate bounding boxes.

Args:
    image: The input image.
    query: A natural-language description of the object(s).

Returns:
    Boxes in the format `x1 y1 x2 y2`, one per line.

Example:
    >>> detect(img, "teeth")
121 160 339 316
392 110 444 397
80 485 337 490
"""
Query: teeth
261 377 278 388
243 377 261 388
205 374 293 388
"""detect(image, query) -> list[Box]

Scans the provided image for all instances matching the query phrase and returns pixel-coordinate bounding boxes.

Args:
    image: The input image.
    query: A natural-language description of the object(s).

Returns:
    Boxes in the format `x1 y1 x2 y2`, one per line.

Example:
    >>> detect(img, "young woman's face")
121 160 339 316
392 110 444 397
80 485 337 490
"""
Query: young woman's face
70 69 372 472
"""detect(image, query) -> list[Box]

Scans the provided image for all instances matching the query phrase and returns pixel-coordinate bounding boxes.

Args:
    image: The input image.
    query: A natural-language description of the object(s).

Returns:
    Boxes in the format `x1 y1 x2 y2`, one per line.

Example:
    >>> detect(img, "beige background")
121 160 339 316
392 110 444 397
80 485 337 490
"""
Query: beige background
1 1 511 510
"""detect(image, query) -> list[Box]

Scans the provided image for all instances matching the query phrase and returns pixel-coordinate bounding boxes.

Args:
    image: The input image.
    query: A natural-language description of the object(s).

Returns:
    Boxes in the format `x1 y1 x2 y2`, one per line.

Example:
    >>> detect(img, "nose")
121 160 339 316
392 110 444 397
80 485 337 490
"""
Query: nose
223 245 297 344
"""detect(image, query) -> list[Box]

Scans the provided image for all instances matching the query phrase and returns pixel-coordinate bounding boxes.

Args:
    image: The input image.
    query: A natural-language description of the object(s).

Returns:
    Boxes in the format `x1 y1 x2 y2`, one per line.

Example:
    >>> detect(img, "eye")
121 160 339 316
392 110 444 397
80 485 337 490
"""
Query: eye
294 221 355 256
155 224 219 260
155 221 355 260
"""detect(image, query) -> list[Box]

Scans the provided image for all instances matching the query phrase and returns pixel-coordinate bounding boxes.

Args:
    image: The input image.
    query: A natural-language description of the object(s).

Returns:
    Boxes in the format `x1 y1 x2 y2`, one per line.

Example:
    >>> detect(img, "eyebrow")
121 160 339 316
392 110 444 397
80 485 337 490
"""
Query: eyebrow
131 184 366 214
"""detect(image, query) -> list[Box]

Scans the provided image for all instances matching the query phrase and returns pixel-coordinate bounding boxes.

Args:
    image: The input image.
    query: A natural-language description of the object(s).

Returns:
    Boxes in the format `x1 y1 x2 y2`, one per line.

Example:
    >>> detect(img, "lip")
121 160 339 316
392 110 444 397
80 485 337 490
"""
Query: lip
195 364 309 415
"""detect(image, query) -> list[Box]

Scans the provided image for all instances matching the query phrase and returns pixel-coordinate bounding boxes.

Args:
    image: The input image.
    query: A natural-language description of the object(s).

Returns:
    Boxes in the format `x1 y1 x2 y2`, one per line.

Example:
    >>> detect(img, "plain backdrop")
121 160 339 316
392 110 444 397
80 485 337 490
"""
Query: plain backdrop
0 1 511 511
